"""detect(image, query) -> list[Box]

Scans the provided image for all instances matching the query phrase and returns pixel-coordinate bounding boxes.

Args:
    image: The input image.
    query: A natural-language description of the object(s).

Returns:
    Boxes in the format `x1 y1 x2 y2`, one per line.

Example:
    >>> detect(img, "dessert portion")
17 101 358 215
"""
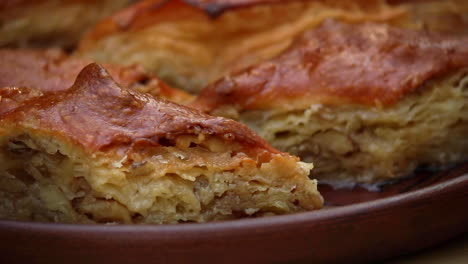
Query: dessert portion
0 0 132 48
195 20 468 186
0 48 192 105
77 0 405 93
0 63 322 224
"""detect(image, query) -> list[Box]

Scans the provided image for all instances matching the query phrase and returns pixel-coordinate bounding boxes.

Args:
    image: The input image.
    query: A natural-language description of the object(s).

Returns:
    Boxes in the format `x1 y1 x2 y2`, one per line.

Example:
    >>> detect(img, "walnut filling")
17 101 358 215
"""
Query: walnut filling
236 70 468 185
0 133 320 224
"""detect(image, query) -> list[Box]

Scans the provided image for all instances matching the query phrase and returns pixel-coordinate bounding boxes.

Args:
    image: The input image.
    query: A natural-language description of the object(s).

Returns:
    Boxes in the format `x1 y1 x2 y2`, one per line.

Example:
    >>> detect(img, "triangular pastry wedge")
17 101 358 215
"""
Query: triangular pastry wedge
0 63 322 224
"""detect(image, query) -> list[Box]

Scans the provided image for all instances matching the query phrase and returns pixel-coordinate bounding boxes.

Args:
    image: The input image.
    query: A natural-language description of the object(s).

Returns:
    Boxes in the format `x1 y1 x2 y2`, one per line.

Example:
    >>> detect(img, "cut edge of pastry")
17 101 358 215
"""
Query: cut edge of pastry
214 69 468 186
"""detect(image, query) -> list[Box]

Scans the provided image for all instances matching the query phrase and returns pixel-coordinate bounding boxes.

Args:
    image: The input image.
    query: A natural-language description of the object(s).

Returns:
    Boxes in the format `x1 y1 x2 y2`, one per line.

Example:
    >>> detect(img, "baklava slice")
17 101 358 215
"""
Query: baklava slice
0 0 132 48
0 48 192 104
195 20 468 186
0 63 322 224
77 0 405 93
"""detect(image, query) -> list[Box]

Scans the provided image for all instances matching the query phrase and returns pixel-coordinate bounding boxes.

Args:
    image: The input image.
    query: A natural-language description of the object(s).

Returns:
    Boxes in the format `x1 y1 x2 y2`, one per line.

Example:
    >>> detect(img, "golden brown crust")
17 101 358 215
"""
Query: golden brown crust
195 20 468 111
78 0 398 36
1 64 279 157
0 86 43 115
79 0 403 50
77 0 198 44
0 49 192 104
78 0 405 93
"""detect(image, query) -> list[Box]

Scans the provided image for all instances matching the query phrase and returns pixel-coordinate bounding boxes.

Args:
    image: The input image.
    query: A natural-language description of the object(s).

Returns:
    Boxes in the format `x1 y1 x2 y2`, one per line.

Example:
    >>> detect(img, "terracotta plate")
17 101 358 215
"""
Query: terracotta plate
1 163 467 264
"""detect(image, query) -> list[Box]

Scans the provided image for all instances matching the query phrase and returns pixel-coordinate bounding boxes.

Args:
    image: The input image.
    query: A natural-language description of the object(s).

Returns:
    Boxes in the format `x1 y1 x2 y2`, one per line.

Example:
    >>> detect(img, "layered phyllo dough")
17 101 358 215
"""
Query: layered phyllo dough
195 21 468 186
0 63 322 224
77 0 406 93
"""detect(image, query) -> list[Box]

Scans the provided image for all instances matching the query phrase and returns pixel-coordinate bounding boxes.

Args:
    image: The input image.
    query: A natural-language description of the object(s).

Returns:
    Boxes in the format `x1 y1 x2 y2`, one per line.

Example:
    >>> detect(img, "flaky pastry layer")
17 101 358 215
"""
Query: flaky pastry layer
197 21 468 111
236 70 468 185
78 0 405 93
0 64 322 223
195 21 468 185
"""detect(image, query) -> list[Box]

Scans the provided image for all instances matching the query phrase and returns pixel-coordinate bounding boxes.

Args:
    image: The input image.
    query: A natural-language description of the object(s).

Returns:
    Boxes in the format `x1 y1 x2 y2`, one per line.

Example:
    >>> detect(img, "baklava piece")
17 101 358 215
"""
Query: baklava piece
0 48 192 104
0 63 322 224
195 21 468 186
77 0 405 93
0 0 132 48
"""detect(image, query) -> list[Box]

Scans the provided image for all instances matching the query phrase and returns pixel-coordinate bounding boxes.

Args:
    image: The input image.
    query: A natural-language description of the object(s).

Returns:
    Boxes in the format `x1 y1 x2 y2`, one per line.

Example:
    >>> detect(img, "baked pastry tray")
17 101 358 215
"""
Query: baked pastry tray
0 162 467 264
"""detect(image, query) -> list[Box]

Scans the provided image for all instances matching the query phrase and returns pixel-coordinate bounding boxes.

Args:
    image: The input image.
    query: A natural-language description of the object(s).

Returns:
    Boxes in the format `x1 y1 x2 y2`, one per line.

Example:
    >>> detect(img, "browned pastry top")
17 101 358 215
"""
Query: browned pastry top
79 0 393 45
0 86 43 115
196 20 468 111
78 0 208 45
0 49 190 102
1 64 279 158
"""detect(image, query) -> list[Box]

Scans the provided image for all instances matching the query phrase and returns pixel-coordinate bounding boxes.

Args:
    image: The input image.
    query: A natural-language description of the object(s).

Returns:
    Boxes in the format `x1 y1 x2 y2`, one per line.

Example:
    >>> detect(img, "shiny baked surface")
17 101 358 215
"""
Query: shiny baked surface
0 0 466 224
0 86 43 115
1 63 275 154
78 0 404 93
196 20 468 111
